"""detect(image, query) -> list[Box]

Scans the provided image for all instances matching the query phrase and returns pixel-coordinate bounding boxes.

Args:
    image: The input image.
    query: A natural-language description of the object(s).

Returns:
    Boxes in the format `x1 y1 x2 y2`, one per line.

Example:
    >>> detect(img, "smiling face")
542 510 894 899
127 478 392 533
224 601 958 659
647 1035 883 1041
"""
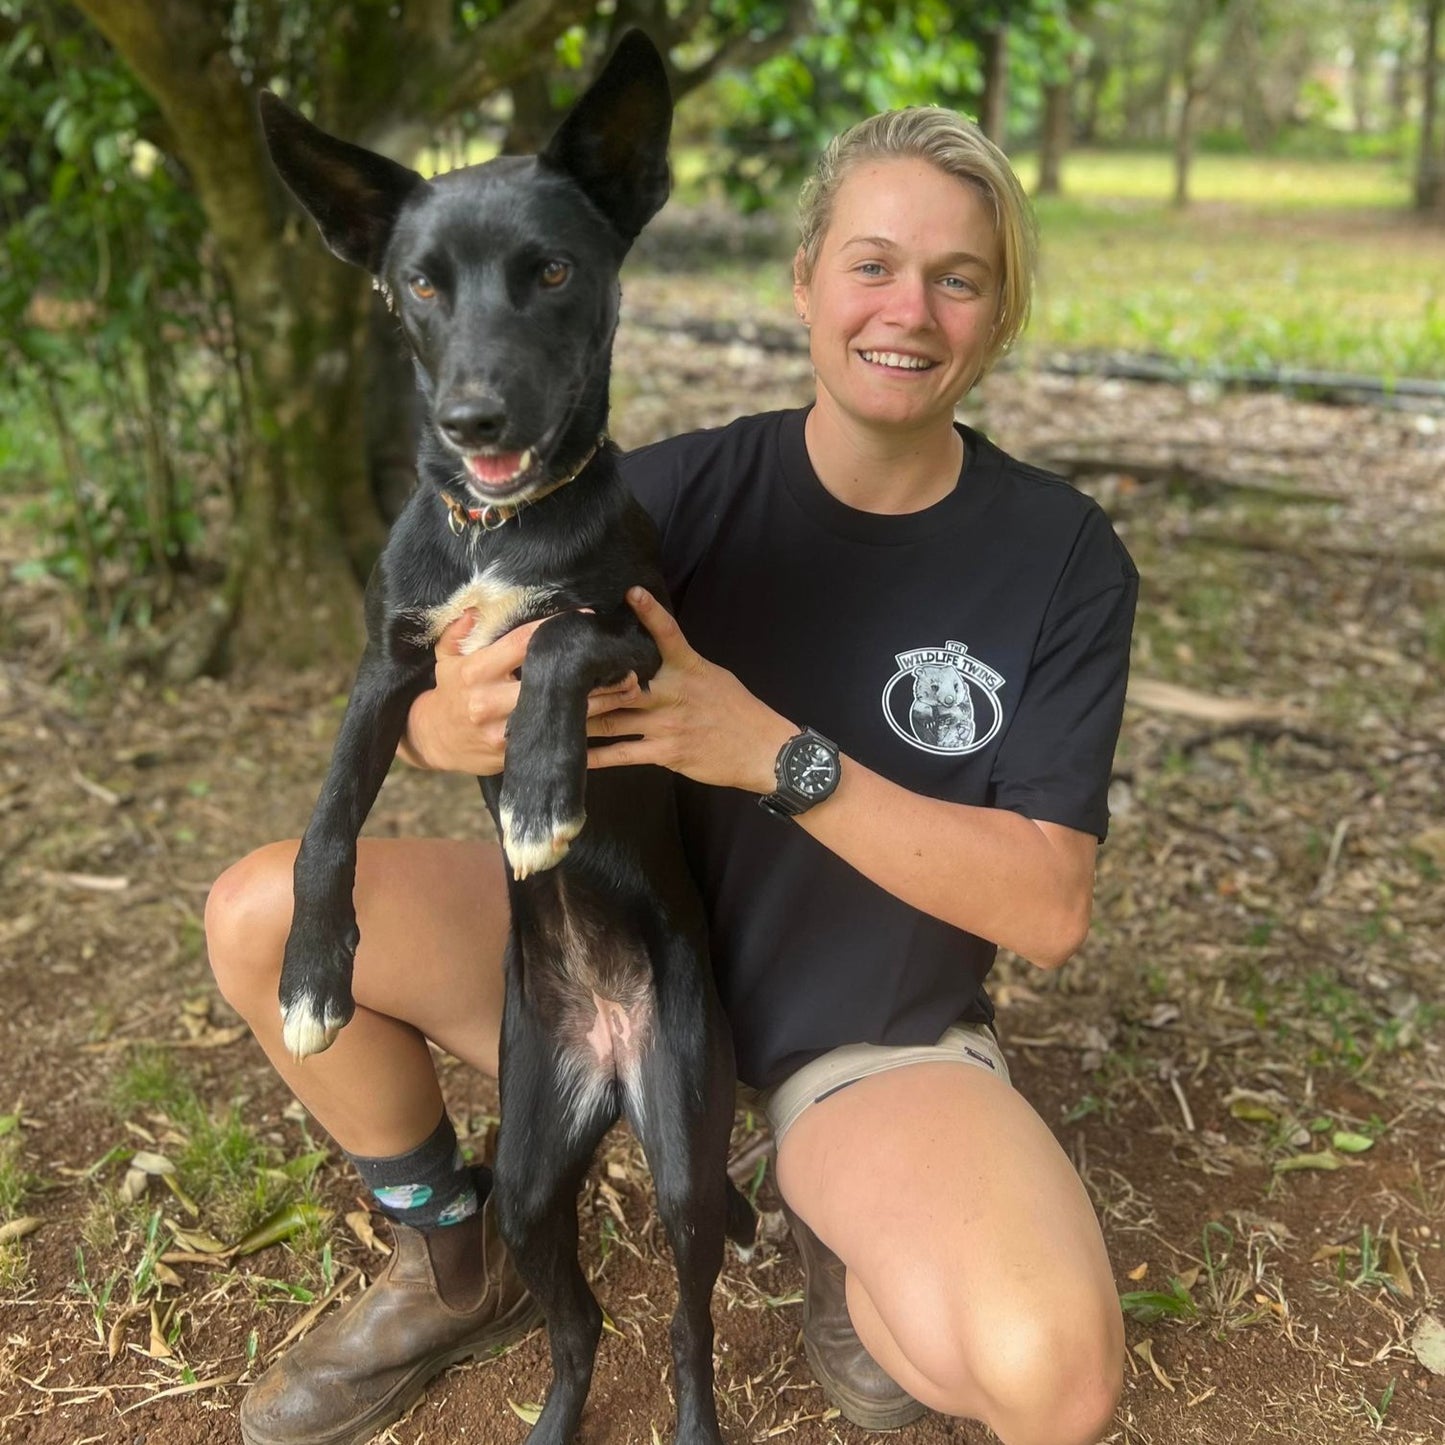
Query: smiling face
793 158 1001 442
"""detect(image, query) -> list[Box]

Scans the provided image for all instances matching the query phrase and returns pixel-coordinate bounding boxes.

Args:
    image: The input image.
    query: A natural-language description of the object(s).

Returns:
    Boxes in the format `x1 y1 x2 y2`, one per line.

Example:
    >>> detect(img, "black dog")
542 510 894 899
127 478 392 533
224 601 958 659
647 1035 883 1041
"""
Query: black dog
260 33 753 1445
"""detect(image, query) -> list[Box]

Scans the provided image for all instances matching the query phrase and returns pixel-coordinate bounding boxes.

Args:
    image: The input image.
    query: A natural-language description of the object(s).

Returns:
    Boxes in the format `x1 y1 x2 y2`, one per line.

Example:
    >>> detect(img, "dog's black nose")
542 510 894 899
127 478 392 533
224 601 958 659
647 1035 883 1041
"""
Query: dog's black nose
437 396 507 450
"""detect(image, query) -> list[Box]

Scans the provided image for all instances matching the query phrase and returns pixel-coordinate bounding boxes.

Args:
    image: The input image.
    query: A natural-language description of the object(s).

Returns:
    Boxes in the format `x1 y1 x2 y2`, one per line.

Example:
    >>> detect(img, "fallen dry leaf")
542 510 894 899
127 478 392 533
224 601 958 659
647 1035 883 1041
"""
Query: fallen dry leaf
345 1209 391 1255
1133 1338 1177 1392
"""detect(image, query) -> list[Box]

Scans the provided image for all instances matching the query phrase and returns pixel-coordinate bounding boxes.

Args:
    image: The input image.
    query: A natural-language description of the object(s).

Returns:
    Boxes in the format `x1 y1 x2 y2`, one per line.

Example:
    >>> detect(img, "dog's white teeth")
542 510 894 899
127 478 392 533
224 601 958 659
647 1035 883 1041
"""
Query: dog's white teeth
520 447 536 472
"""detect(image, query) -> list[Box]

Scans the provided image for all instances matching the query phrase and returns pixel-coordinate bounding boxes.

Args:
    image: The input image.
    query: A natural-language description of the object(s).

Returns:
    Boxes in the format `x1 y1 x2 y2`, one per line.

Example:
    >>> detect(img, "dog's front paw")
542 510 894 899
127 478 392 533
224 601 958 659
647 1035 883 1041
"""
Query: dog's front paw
498 786 585 880
278 930 358 1062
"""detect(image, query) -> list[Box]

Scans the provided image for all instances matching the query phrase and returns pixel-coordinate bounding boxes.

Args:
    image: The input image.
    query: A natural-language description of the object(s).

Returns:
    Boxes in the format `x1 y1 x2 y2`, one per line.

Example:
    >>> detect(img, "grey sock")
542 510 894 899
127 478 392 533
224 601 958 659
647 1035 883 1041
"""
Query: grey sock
348 1111 487 1230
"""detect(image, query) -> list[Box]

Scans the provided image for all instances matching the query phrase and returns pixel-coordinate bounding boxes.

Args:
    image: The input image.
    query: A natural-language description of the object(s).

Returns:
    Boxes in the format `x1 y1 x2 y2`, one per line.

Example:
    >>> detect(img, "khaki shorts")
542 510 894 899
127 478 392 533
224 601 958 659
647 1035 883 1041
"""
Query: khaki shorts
742 1022 1011 1150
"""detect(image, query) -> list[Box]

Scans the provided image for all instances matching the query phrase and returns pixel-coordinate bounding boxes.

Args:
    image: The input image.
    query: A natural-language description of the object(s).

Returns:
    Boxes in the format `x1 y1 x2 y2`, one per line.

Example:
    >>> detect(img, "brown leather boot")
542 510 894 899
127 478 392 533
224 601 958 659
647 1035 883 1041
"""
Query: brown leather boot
781 1200 926 1432
240 1192 541 1445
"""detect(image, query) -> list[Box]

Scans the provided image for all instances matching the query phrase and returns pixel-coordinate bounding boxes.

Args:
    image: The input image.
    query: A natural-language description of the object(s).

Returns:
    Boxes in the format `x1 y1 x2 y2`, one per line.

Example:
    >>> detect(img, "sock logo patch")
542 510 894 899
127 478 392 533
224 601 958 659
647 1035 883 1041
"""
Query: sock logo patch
373 1183 433 1212
437 1191 479 1226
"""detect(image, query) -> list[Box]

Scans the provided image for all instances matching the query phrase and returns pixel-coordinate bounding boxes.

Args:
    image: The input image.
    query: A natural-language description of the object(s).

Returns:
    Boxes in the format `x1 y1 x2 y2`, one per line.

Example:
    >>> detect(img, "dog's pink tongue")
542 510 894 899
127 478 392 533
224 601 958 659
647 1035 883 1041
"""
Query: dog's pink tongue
466 452 525 486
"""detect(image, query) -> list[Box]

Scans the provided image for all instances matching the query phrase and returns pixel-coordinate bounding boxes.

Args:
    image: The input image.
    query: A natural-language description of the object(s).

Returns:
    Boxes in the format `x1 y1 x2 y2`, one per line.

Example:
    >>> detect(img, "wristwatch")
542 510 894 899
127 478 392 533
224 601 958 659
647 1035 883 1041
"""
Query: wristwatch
758 728 842 818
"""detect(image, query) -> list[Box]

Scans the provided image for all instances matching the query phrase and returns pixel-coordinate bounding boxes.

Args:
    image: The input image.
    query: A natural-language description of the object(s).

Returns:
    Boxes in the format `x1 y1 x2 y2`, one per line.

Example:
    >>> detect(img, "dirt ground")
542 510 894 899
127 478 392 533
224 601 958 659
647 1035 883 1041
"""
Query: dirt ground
2 273 1443 1445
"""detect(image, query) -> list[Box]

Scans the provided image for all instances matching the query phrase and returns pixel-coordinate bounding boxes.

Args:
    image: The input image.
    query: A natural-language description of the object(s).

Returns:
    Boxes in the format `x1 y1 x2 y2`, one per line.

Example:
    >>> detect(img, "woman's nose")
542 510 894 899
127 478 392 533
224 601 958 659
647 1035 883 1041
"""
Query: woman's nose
881 274 934 329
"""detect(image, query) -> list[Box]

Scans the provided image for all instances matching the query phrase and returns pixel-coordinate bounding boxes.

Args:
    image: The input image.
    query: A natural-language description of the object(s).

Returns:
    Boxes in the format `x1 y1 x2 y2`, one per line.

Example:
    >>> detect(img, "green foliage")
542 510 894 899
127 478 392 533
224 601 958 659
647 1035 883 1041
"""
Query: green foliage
0 8 231 640
711 0 987 209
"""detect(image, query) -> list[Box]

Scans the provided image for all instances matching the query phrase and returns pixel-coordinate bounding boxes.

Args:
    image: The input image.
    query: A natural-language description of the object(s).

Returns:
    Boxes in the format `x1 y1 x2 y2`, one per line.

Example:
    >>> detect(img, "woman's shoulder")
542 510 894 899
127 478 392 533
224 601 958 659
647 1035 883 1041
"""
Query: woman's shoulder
967 427 1138 585
623 408 792 478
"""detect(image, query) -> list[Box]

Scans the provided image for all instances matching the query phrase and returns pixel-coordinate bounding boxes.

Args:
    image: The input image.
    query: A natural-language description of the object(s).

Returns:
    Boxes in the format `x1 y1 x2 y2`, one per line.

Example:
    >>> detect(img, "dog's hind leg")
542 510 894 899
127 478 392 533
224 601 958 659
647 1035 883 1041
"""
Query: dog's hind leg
493 991 619 1445
627 973 739 1445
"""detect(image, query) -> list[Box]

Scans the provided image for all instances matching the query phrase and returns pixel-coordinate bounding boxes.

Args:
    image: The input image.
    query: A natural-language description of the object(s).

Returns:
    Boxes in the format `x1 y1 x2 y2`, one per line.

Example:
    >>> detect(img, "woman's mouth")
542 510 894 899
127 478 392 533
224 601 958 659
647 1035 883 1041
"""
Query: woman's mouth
858 350 937 372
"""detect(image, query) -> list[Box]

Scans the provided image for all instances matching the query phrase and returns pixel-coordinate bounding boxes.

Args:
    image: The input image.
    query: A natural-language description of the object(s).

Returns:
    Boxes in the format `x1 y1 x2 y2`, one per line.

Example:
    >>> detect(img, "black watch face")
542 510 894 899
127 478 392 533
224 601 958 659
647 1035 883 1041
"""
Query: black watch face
783 737 839 799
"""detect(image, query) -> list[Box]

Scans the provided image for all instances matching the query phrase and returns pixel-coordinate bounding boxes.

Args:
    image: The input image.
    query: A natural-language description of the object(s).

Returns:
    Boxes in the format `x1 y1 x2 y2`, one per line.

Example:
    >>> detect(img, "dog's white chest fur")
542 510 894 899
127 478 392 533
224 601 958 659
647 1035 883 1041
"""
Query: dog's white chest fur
412 563 554 652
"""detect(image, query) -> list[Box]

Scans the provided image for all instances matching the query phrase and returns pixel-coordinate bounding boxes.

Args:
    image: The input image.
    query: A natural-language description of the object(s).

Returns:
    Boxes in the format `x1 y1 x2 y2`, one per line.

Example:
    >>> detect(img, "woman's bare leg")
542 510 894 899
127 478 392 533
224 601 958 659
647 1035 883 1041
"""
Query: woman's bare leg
205 837 509 1157
776 1061 1124 1445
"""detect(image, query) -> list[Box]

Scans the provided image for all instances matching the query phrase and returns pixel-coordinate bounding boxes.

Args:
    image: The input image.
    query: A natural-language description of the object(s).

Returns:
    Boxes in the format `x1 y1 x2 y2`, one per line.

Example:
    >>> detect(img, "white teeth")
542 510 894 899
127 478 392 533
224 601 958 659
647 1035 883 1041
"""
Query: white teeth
861 351 932 370
520 447 536 472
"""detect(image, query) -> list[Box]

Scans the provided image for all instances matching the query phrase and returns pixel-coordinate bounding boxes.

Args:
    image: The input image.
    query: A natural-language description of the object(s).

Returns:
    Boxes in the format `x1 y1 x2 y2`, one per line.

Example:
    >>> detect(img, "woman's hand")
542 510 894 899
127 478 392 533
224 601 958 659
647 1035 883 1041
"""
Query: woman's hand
401 611 634 774
586 588 795 793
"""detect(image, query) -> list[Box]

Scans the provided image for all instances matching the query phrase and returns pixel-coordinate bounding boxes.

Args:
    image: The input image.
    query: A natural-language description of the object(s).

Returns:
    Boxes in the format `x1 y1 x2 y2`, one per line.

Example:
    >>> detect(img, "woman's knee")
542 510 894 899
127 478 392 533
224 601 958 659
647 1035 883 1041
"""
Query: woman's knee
958 1307 1123 1445
204 840 298 1014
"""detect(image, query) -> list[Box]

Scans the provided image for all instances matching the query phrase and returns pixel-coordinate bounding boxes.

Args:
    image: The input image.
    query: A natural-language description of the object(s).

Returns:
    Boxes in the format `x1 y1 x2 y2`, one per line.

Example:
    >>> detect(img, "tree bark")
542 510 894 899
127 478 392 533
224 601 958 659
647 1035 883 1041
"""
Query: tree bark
71 0 592 674
980 25 1009 144
1036 78 1073 196
1417 0 1444 213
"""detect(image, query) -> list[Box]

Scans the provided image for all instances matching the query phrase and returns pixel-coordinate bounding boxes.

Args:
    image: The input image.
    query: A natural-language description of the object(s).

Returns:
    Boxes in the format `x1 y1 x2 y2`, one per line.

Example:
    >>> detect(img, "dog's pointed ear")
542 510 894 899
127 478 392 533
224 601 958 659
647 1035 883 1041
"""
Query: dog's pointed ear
258 92 424 272
539 30 672 244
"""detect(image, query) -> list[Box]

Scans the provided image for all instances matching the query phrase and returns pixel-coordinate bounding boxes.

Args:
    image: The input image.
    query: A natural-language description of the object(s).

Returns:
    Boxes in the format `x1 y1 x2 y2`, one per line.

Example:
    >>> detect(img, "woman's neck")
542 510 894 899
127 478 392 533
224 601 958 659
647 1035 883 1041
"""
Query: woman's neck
803 400 965 515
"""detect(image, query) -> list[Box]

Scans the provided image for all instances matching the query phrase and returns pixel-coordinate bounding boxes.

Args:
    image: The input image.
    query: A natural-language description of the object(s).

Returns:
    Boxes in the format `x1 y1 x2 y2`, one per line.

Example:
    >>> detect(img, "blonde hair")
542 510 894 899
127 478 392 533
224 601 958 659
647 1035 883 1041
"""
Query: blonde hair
796 108 1037 375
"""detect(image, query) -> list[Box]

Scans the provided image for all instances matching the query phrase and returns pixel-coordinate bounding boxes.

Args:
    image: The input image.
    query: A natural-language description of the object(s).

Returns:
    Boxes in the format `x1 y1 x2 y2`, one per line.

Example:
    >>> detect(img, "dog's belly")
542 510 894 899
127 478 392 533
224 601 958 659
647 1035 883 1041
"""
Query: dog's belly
409 563 556 652
531 880 655 1138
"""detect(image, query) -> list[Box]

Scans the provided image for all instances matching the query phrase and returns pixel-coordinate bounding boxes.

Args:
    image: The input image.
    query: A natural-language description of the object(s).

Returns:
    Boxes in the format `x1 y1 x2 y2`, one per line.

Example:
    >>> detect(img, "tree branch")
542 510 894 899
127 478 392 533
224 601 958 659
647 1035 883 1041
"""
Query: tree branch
69 0 279 272
412 0 597 127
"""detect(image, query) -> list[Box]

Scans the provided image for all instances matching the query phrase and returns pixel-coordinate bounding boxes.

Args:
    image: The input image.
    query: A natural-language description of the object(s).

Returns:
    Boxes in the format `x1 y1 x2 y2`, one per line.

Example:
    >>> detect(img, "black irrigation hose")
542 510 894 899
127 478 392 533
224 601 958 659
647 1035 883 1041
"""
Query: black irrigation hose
1033 351 1445 413
626 310 1445 414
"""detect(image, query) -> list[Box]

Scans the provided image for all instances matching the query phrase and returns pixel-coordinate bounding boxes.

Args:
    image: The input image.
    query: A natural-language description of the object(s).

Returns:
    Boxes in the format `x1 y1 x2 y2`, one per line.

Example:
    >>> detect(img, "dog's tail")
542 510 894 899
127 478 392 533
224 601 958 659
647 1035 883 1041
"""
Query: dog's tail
725 1181 758 1259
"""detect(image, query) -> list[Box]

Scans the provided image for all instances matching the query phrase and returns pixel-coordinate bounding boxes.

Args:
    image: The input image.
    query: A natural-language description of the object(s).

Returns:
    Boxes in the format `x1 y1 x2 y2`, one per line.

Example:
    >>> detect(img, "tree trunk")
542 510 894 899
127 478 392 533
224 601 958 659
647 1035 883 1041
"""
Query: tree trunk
72 0 590 673
980 25 1009 144
1417 0 1444 214
1036 78 1073 195
503 65 560 155
1079 51 1108 143
1173 70 1199 208
1350 17 1378 135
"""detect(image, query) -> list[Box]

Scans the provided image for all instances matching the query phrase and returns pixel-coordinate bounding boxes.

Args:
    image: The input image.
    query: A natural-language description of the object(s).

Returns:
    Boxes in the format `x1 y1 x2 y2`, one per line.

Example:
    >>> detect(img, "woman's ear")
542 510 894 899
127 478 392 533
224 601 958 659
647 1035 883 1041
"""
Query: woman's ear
792 246 810 325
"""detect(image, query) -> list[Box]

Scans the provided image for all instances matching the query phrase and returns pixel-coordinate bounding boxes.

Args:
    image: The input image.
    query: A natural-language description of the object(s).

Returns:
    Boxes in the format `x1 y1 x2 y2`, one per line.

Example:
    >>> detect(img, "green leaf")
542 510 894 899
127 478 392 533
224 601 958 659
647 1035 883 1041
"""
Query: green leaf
508 1400 543 1425
1274 1150 1343 1173
1119 1280 1198 1325
229 1201 330 1258
1331 1131 1375 1154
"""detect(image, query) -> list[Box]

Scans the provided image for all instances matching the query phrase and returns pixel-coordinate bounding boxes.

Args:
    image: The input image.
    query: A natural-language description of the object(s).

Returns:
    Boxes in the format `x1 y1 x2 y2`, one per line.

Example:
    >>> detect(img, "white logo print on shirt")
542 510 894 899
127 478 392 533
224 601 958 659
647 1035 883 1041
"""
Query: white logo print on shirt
881 641 1005 756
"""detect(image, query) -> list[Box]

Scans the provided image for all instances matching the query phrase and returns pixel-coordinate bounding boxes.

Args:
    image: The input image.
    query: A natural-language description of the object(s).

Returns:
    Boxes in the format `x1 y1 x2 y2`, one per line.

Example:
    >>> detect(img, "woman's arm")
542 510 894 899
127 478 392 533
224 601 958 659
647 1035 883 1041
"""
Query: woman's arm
399 610 645 775
586 589 1098 971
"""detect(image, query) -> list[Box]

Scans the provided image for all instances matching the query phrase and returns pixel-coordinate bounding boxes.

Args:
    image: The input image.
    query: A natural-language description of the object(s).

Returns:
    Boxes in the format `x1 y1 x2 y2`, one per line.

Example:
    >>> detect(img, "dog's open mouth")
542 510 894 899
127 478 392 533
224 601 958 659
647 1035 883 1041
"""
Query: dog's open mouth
464 448 539 491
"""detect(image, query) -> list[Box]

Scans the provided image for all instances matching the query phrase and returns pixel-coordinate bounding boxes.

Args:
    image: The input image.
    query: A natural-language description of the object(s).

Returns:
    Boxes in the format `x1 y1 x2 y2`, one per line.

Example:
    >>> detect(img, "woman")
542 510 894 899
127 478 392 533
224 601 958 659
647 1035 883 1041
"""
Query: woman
210 107 1136 1445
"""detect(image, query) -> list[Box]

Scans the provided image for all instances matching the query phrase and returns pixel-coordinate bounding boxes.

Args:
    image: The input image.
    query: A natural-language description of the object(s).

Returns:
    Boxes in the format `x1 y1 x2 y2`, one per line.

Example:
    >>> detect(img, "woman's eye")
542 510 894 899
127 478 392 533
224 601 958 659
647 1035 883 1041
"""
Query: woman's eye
408 276 436 301
856 262 886 277
540 260 571 289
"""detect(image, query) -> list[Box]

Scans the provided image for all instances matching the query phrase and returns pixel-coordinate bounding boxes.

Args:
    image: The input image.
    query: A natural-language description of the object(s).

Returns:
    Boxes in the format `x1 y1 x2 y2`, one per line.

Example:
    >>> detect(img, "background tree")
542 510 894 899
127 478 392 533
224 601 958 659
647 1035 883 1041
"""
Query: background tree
1418 0 1444 210
502 1 810 153
64 0 593 676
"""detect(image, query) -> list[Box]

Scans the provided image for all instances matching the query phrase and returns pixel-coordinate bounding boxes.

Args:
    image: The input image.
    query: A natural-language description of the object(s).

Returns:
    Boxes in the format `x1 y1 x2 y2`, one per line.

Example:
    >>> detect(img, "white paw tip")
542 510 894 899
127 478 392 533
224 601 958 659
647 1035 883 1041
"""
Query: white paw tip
501 810 585 880
281 1000 342 1062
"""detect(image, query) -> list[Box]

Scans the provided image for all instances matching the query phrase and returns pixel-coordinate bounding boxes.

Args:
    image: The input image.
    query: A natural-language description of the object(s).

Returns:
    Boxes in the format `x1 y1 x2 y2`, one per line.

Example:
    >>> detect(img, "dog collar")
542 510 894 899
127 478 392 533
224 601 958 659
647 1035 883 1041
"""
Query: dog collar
440 434 608 535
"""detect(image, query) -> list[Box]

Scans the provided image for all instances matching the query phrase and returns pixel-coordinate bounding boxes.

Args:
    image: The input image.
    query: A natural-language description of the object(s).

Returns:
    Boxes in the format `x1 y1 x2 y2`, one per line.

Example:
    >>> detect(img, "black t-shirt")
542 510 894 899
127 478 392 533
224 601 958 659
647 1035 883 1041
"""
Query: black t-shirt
620 407 1137 1088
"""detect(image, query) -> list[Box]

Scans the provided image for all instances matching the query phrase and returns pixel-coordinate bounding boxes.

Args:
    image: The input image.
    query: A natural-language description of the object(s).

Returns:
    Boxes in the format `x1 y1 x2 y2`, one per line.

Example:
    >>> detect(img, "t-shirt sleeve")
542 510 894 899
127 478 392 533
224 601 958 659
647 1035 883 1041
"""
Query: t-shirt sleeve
989 505 1138 840
619 440 682 544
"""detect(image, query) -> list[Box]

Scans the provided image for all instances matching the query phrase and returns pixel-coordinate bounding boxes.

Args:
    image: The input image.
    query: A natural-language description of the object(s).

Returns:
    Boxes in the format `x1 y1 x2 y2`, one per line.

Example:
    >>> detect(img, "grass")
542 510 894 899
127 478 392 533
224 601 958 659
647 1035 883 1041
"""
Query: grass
1016 151 1443 380
108 1045 321 1243
0 1112 34 1288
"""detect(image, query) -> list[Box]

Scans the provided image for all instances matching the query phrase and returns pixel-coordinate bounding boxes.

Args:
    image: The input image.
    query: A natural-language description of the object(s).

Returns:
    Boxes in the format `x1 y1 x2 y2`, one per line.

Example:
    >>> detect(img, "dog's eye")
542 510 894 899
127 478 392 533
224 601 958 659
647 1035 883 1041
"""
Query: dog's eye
540 260 571 290
408 276 436 301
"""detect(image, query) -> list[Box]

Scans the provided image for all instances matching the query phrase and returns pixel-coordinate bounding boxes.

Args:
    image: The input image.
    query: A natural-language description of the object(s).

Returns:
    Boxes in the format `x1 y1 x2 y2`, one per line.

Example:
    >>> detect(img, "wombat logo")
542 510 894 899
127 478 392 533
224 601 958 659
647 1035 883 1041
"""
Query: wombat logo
881 641 1005 756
